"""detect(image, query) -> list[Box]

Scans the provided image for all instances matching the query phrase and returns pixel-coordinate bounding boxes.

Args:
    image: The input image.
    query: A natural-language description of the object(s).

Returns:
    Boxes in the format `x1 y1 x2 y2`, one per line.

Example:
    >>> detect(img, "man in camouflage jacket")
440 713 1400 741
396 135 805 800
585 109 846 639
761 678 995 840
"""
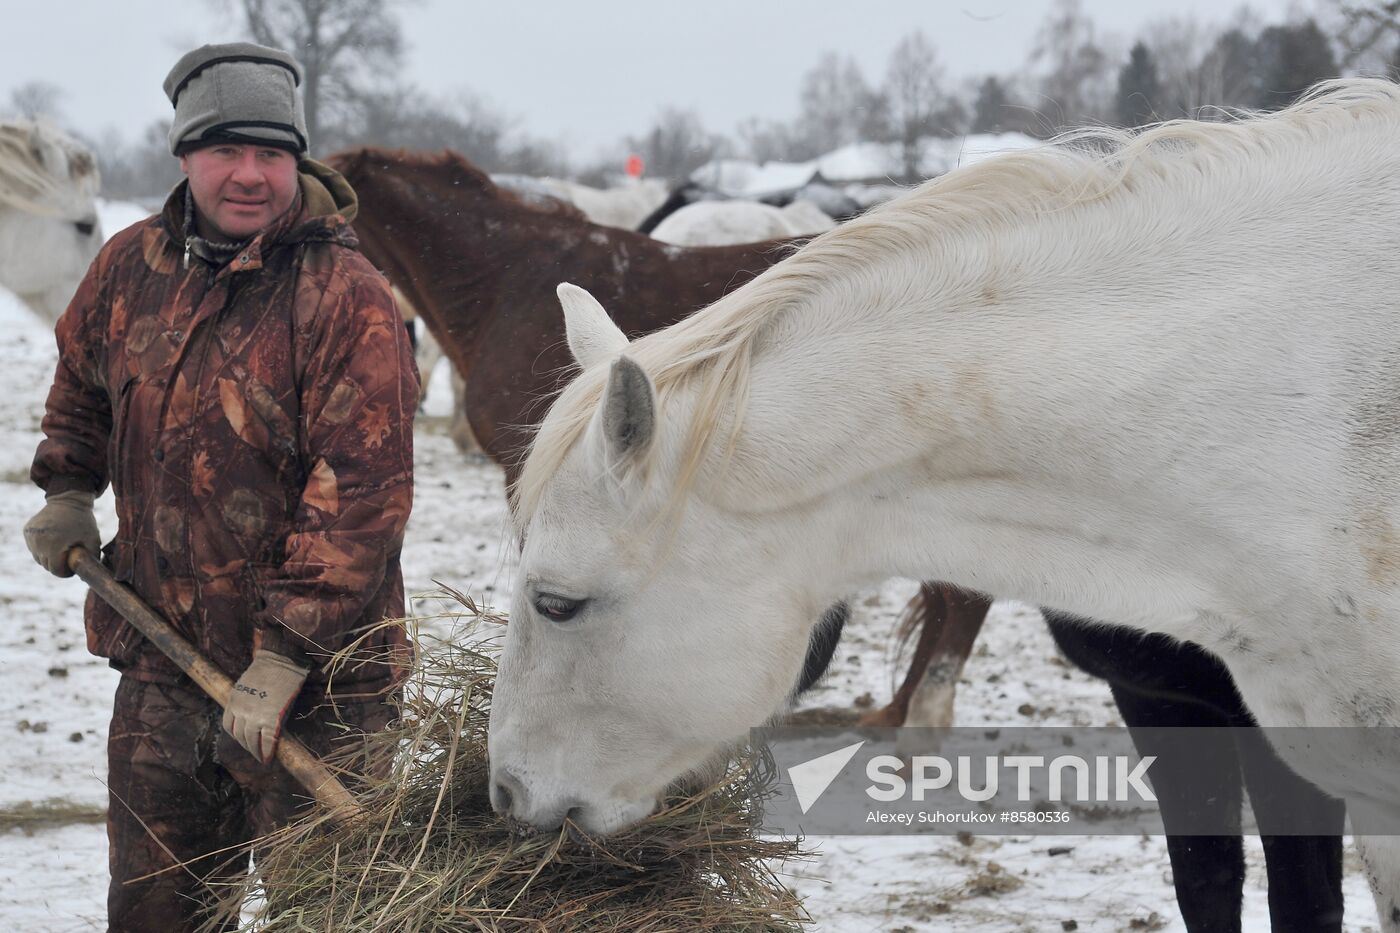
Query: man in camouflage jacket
22 43 417 931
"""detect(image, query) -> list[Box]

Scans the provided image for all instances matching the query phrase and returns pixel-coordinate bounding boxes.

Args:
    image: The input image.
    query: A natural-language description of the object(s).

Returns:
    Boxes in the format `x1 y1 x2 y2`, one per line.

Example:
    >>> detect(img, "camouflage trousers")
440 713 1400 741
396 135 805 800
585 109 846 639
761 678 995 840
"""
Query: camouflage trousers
105 674 395 933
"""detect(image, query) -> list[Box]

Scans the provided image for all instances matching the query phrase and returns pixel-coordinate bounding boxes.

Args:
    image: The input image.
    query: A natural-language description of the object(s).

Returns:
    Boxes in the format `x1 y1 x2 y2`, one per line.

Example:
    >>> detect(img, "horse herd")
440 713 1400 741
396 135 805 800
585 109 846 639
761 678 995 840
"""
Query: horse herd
332 145 1355 931
10 80 1400 931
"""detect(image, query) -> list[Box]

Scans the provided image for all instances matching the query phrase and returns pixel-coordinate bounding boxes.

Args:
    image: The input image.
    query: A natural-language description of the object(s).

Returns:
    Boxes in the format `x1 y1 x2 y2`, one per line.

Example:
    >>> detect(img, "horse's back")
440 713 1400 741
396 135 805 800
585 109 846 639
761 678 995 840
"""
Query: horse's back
650 200 796 246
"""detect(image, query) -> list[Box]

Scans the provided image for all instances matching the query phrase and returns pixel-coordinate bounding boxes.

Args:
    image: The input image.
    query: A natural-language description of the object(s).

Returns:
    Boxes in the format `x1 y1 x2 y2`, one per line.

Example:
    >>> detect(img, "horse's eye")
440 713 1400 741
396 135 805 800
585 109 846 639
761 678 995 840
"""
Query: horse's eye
73 220 95 237
534 593 585 623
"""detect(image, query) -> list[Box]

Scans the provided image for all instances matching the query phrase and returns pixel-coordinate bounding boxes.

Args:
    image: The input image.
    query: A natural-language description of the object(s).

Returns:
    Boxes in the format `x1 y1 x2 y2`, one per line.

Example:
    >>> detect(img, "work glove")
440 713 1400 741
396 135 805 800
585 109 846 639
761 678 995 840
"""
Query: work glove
22 490 100 578
222 649 309 764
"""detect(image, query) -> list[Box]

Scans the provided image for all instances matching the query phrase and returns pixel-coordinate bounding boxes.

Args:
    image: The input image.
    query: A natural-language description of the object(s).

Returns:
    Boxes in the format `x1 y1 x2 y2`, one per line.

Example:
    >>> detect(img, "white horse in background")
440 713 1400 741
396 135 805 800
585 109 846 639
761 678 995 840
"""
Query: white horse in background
488 80 1400 928
649 197 835 246
493 173 669 230
0 122 102 323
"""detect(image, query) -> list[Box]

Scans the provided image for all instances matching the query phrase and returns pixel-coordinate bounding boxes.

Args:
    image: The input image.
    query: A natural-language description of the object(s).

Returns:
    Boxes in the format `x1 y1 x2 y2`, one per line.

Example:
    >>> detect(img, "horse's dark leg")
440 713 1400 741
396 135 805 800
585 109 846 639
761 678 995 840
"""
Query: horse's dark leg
861 583 991 727
1046 614 1245 933
1233 727 1346 932
1109 680 1246 933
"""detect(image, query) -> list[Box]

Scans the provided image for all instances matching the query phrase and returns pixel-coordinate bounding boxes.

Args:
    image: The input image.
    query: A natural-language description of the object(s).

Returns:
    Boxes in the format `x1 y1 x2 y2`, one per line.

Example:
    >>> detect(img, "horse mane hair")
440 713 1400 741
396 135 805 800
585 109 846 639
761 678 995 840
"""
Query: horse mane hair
513 78 1400 526
331 147 588 221
0 121 99 219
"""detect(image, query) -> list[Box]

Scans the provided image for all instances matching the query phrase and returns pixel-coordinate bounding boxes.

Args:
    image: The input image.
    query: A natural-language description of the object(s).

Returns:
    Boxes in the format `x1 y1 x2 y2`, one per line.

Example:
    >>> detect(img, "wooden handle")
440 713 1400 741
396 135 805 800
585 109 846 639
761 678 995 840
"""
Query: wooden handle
68 548 364 823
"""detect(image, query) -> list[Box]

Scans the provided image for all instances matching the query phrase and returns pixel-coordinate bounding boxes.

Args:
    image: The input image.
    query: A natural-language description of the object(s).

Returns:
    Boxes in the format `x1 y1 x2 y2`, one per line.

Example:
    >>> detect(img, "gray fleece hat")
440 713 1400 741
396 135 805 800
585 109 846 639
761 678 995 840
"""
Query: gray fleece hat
163 42 308 156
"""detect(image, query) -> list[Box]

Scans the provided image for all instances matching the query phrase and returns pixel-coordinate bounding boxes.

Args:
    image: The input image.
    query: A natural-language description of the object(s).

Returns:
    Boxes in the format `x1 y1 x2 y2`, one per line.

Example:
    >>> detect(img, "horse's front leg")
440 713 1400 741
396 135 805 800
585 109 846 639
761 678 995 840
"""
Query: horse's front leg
1356 834 1400 931
1234 727 1345 932
1104 680 1247 933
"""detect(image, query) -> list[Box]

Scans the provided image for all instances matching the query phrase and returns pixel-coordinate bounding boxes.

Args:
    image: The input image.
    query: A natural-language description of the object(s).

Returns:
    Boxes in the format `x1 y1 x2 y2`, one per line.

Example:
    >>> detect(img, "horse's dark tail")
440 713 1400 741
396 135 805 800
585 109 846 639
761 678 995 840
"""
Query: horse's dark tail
795 601 848 696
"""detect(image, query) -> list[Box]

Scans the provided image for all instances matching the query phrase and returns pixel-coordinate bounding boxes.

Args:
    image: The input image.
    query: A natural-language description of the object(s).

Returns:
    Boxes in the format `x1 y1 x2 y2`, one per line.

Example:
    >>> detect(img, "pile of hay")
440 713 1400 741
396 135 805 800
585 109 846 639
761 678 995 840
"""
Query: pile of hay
211 592 811 932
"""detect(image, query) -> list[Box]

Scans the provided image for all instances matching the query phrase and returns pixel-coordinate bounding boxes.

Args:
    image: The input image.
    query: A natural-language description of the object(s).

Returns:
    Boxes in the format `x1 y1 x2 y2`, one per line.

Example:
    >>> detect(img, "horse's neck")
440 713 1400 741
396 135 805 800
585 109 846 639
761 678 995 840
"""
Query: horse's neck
704 167 1397 636
369 183 526 357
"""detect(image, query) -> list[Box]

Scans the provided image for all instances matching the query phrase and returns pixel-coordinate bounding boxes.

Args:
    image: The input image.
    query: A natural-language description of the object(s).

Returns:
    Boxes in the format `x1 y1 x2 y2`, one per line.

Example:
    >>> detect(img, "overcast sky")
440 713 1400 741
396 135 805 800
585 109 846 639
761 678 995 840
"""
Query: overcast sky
5 0 1310 163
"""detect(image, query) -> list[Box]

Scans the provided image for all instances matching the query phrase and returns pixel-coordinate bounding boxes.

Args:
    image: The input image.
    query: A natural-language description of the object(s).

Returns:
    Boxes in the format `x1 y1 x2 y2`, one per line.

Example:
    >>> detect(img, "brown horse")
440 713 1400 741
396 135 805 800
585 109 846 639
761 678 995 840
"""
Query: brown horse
326 147 796 485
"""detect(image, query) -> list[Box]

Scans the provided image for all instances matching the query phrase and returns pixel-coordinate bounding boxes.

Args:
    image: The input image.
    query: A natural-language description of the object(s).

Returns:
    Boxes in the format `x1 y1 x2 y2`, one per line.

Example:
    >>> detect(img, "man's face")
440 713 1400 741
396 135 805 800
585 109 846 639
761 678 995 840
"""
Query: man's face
179 143 299 241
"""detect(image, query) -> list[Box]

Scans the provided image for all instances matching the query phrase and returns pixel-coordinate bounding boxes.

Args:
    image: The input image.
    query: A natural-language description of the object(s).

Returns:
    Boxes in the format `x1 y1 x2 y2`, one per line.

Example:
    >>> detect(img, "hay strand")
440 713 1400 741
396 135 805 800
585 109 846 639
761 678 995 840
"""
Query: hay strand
207 591 810 932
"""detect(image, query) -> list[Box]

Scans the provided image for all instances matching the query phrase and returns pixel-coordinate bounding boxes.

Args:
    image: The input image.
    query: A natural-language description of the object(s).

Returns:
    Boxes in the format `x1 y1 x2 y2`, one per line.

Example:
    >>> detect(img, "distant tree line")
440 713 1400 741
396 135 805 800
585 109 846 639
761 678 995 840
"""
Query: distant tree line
4 0 1395 197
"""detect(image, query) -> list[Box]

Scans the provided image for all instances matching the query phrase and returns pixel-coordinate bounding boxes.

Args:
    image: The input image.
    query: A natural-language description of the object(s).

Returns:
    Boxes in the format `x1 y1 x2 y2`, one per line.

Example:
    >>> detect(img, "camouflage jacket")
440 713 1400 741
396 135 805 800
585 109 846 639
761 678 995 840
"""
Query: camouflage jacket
31 161 417 696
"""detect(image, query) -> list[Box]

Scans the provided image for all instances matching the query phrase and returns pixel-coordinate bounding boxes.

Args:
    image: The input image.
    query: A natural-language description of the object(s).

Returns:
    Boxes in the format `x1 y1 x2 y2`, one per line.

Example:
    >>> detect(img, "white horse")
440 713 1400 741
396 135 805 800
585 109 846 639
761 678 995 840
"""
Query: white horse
494 174 669 230
649 198 835 246
0 122 102 323
488 79 1400 927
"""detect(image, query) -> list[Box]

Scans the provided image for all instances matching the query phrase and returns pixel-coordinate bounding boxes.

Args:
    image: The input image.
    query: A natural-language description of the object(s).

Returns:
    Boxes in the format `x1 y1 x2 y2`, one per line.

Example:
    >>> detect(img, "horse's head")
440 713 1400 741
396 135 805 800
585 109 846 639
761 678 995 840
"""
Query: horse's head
0 122 102 324
488 283 833 835
330 147 502 210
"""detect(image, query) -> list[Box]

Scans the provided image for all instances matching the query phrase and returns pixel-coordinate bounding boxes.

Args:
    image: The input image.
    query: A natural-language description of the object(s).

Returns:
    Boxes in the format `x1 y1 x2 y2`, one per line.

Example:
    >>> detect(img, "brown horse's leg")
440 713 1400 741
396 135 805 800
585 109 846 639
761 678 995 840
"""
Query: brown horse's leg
903 585 991 728
447 368 484 456
860 582 991 727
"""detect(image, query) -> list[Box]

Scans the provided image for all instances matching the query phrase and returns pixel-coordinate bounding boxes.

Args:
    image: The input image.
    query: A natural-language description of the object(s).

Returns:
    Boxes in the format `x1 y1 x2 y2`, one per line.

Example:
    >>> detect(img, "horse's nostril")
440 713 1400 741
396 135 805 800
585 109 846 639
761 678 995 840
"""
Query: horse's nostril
490 768 525 816
491 779 513 814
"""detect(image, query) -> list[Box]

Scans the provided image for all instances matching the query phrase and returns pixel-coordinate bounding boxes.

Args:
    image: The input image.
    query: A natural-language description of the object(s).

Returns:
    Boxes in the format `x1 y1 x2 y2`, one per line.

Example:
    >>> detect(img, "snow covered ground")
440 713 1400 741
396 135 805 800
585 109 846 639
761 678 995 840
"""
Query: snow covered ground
0 203 1382 931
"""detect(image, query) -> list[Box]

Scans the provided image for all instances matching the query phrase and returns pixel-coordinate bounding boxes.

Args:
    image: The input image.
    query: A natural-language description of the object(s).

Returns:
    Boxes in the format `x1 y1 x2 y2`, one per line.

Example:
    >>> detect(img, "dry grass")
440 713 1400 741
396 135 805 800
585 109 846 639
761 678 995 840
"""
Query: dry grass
207 590 811 932
0 799 106 832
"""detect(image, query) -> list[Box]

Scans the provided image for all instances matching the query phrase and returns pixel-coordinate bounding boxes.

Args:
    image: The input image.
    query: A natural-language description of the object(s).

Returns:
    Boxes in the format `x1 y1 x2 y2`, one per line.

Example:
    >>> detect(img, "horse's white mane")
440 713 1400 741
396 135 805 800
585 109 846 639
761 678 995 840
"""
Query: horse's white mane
0 121 100 220
513 78 1400 525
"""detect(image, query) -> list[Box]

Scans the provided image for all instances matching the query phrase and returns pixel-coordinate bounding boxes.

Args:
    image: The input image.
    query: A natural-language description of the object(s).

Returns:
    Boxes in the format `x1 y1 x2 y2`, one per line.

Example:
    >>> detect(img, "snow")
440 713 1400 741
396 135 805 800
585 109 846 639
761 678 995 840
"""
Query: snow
691 133 1044 198
0 206 1383 932
95 199 150 242
689 158 763 194
743 160 825 197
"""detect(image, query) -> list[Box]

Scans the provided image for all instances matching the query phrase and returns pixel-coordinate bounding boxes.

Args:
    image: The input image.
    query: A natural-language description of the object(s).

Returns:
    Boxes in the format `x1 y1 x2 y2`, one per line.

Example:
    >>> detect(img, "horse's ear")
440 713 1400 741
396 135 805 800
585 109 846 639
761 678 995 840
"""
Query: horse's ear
558 283 628 370
602 356 655 460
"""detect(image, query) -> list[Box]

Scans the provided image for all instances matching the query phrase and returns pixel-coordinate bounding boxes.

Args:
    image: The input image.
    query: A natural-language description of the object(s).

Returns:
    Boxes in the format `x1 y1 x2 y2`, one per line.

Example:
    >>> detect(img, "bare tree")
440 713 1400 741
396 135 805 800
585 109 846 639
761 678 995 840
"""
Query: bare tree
1326 0 1400 71
97 120 187 201
221 0 412 153
1031 0 1115 129
354 86 567 176
358 87 501 155
1110 8 1270 123
1195 26 1262 114
736 117 806 163
7 81 65 122
1139 16 1212 119
734 51 889 163
883 30 958 180
624 108 728 185
795 52 882 155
